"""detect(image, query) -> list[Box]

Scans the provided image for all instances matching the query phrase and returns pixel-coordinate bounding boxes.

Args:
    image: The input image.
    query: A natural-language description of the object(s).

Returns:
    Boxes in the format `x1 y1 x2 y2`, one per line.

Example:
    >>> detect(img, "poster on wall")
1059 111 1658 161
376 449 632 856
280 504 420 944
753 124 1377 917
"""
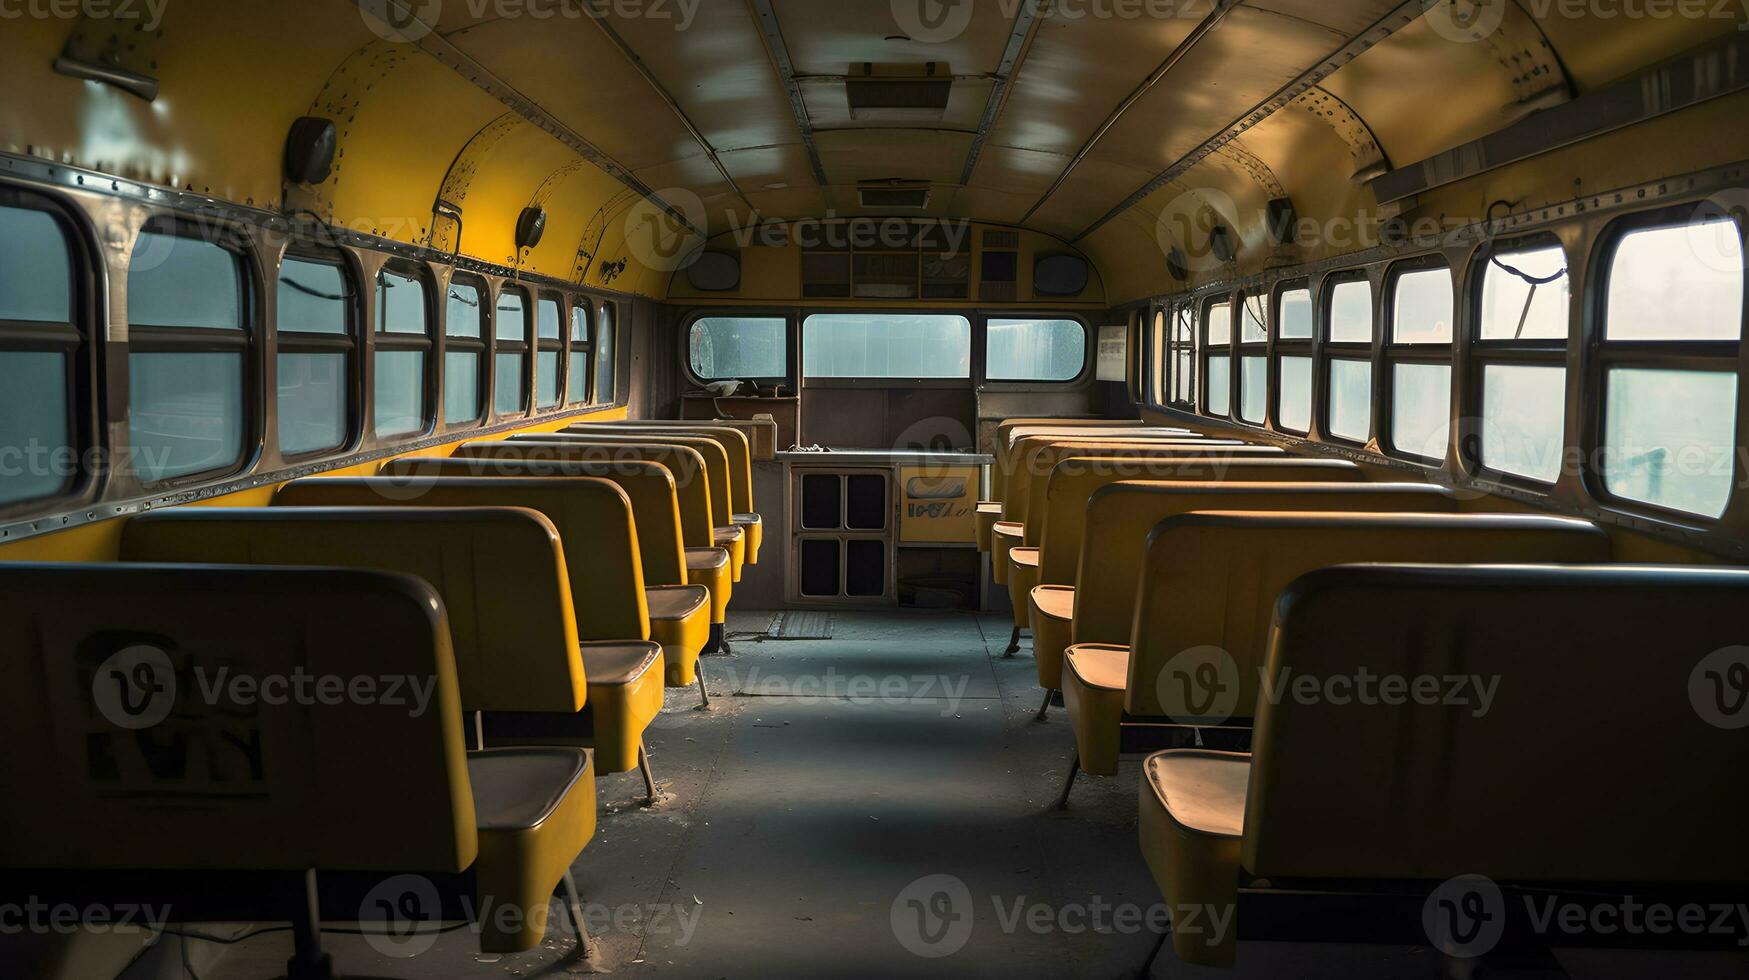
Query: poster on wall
1095 324 1127 382
898 466 978 544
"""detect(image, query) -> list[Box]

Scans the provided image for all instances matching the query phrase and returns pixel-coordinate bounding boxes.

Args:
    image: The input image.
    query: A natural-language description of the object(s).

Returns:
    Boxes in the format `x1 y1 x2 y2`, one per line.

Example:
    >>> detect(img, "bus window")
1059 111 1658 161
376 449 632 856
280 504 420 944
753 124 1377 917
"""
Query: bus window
803 313 969 379
690 316 786 381
1202 297 1231 417
0 200 78 507
376 264 432 438
1476 241 1569 484
1386 263 1454 461
1274 285 1313 433
595 302 617 404
444 276 486 426
276 252 354 457
986 318 1085 382
495 287 530 418
1323 276 1372 443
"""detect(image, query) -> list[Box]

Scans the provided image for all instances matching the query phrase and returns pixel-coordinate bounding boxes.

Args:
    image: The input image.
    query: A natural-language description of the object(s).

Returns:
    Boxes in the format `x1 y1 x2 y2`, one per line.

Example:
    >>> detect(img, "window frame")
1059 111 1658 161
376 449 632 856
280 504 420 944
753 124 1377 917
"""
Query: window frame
531 289 566 412
568 298 594 406
372 259 436 442
274 245 361 461
1271 280 1313 435
981 313 1091 386
1381 255 1456 463
1586 203 1745 522
1167 300 1197 410
1149 305 1168 407
124 217 258 488
1318 270 1375 446
442 272 489 431
1200 293 1234 418
0 186 97 516
493 283 533 420
1463 233 1572 489
1234 289 1269 426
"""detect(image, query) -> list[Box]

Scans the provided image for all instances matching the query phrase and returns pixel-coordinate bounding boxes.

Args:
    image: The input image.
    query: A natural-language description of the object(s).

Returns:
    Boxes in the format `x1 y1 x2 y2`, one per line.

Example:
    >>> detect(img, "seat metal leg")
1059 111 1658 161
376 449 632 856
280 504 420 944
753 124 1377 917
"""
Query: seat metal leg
286 868 334 980
561 868 594 958
637 739 660 805
1053 752 1079 811
471 711 485 751
1034 688 1054 722
1136 926 1171 979
1003 626 1022 657
695 668 711 708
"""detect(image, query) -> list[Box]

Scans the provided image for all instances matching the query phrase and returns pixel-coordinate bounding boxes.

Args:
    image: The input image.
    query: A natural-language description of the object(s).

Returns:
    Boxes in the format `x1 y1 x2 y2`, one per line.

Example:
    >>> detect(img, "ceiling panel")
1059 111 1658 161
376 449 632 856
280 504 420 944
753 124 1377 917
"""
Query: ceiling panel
1026 155 1160 238
814 129 974 187
802 76 994 132
1245 0 1408 36
767 0 1013 76
440 16 703 172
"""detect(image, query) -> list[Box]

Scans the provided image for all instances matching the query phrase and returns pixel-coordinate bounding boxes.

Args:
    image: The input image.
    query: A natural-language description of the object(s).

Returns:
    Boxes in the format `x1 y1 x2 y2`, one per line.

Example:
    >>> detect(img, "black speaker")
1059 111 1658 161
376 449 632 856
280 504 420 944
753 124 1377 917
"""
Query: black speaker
515 206 547 251
283 117 337 185
1266 197 1297 245
686 251 741 291
1166 247 1189 282
1209 225 1236 263
1034 254 1089 296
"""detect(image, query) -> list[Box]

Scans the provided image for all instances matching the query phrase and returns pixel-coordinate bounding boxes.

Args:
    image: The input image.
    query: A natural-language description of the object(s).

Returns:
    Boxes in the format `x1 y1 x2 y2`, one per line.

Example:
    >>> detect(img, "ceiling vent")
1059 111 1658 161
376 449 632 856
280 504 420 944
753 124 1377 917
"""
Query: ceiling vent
846 63 952 121
859 180 932 209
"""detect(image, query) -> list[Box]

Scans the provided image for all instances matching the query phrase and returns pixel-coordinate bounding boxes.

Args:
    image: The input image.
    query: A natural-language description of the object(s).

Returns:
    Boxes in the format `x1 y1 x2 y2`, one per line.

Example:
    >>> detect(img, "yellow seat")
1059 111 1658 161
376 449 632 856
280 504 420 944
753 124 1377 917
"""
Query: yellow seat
1141 563 1749 970
513 434 748 582
1060 512 1612 793
0 562 594 957
271 477 668 794
566 423 762 566
975 501 1003 552
460 441 736 645
991 521 1023 585
1006 546 1040 636
381 455 716 696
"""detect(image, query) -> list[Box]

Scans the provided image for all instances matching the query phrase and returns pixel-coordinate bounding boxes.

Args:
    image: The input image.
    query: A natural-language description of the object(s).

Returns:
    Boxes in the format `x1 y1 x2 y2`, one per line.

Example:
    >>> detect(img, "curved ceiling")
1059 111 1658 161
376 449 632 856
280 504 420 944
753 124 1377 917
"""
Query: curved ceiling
4 0 1745 304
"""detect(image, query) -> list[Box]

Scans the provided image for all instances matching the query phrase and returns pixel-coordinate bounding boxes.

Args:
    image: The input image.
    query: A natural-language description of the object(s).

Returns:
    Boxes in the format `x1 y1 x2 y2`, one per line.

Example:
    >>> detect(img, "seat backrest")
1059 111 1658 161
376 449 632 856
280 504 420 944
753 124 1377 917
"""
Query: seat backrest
992 420 1157 499
566 423 754 515
381 455 687 586
1245 563 1749 883
1017 444 1290 541
516 433 734 534
463 440 715 548
1130 513 1614 721
1038 457 1368 574
1004 437 1246 523
121 507 586 714
1070 482 1456 643
0 562 477 873
274 477 650 643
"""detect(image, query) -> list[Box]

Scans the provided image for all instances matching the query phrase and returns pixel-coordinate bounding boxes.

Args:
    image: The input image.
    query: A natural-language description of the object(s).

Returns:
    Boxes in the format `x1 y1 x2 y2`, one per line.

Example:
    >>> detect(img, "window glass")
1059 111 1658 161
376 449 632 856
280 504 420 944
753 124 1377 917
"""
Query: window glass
376 350 426 436
986 318 1085 381
690 317 785 380
0 205 71 322
1327 358 1371 442
1390 362 1450 459
569 306 591 404
571 304 592 343
1171 306 1196 405
538 296 562 341
1205 302 1231 346
446 280 483 338
1480 244 1569 341
1605 221 1743 341
128 352 244 482
277 352 345 456
594 305 617 404
496 289 528 342
1239 297 1267 343
278 256 349 335
128 231 242 329
1206 355 1231 416
1277 288 1312 340
803 314 970 378
1603 367 1738 517
377 268 427 335
538 350 561 409
1327 279 1372 343
1278 355 1312 433
0 352 72 504
1391 266 1454 344
494 353 525 416
1482 363 1566 483
1238 356 1266 424
445 351 481 424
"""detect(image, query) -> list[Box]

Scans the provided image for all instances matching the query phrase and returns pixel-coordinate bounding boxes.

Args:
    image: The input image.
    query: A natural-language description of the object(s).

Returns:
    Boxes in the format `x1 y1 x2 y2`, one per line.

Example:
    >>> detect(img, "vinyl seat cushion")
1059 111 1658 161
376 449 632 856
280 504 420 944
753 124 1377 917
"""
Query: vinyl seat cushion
733 513 762 565
1027 585 1076 689
645 585 710 685
685 547 733 623
467 747 598 953
1007 546 1041 628
1062 643 1130 775
1138 749 1248 968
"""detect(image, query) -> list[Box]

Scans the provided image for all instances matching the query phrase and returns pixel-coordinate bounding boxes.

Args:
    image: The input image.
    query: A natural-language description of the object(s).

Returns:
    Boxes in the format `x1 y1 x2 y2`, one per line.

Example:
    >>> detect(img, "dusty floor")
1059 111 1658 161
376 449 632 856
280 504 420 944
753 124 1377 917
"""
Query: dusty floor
131 611 1746 979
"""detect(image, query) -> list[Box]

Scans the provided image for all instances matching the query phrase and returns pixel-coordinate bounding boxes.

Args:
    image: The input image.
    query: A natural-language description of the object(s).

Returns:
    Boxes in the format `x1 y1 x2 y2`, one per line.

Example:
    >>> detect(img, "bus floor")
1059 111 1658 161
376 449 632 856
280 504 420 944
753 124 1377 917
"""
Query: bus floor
162 611 1741 980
